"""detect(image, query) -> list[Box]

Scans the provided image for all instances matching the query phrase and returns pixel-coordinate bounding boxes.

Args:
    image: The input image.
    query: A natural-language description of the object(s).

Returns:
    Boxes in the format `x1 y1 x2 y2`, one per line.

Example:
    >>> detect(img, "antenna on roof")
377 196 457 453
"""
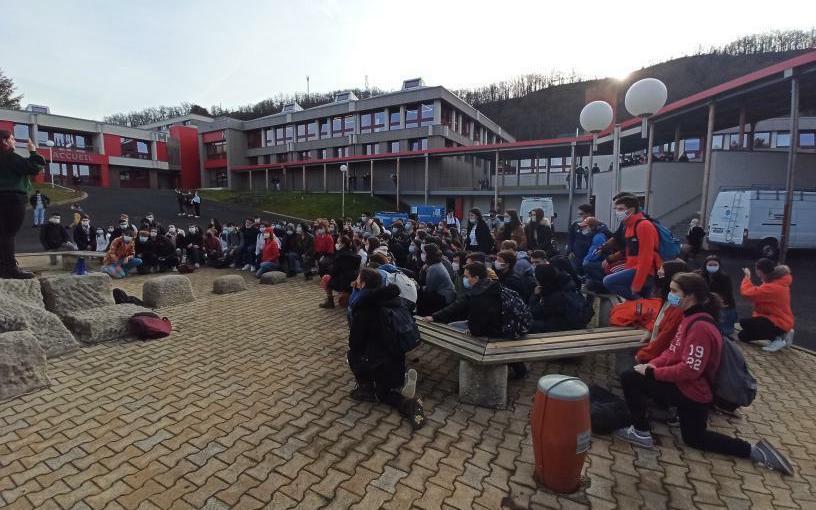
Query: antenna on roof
306 76 310 96
365 75 369 92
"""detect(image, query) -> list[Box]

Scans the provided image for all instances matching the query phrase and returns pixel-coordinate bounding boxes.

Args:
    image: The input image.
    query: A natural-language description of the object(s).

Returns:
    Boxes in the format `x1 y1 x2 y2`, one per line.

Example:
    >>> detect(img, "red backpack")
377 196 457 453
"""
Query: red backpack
128 312 172 340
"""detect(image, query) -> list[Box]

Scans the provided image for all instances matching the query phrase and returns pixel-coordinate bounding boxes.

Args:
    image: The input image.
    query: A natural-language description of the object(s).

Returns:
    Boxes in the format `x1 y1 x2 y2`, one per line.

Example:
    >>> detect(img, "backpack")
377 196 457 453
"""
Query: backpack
128 312 172 340
609 298 664 331
589 385 632 434
385 270 418 303
498 285 532 339
381 304 421 354
690 316 757 410
562 291 595 329
634 216 682 261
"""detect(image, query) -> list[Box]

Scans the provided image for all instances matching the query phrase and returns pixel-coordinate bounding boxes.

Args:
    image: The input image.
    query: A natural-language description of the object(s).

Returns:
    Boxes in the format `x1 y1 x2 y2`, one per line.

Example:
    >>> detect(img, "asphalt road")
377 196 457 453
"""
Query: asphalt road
15 186 816 352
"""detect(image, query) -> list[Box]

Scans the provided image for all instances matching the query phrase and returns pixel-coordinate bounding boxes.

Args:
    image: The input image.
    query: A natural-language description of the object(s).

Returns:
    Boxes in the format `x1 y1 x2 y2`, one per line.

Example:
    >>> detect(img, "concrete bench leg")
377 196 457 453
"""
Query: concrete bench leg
458 360 507 409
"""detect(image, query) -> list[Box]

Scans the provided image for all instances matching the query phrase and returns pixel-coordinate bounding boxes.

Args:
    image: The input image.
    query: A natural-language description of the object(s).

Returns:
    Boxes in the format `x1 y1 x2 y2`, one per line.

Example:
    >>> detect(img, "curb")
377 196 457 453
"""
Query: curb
25 190 88 210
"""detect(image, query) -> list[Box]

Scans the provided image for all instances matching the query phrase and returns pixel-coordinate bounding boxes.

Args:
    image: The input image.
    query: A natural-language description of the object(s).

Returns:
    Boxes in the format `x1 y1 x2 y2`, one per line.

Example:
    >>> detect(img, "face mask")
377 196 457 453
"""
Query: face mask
139 236 148 242
49 218 60 224
391 228 398 234
452 262 460 272
122 236 132 243
168 227 176 234
286 230 294 235
150 232 157 238
361 217 368 223
119 223 128 229
107 227 115 233
614 210 629 222
188 228 196 234
580 228 591 235
421 253 427 262
146 216 154 222
706 265 720 273
317 229 325 235
667 292 682 307
409 245 417 254
405 226 413 234
296 227 303 233
463 278 472 289
494 261 506 271
335 243 343 250
469 216 476 223
96 230 104 236
81 221 90 227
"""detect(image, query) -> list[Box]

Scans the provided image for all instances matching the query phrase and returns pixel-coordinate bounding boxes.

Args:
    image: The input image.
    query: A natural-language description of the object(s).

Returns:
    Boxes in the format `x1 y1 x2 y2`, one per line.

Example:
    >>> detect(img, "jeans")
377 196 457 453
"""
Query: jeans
719 307 738 337
603 268 653 300
738 316 785 343
256 261 280 278
583 260 605 285
33 206 45 226
286 252 303 274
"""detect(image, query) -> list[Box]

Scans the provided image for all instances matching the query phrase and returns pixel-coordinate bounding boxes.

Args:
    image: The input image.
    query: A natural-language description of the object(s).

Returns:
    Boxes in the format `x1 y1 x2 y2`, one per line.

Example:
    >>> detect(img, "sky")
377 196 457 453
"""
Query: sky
2 0 813 121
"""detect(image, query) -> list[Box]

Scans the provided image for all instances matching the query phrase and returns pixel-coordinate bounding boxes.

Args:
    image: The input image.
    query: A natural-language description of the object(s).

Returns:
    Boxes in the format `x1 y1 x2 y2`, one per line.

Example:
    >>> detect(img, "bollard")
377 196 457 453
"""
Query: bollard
531 374 591 493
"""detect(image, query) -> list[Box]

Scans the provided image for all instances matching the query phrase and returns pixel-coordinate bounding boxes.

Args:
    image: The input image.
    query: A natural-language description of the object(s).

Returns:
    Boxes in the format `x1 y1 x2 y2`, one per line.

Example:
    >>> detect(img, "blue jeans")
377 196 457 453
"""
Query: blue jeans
583 260 605 284
286 252 303 274
122 257 143 274
719 307 738 337
33 206 45 226
603 268 653 300
255 261 280 278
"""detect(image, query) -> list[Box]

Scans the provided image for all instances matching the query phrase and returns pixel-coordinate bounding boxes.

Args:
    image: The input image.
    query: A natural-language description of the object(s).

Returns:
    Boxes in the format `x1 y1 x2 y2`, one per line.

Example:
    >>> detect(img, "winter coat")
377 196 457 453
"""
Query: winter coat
496 224 527 250
185 231 204 248
40 223 70 250
466 219 494 253
241 225 259 248
348 284 405 367
423 262 456 303
29 193 50 208
636 304 684 363
103 237 136 265
135 237 155 259
583 229 612 265
314 233 335 256
260 238 280 263
0 149 45 194
152 235 176 258
433 279 503 338
740 265 794 332
622 212 661 293
702 269 736 309
497 268 532 302
329 248 361 292
567 221 595 260
73 225 95 251
299 233 314 256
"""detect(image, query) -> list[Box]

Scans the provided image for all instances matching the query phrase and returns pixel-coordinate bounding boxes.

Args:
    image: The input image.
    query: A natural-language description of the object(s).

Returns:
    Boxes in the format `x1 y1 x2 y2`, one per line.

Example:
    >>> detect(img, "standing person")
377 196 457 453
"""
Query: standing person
575 165 585 190
602 195 660 300
686 218 706 262
40 213 77 264
361 212 381 237
465 208 494 254
525 208 554 255
73 214 95 251
1 134 45 279
613 272 794 477
29 189 50 227
445 210 461 232
699 255 737 337
191 191 202 218
737 258 794 352
239 218 260 271
495 209 527 250
175 189 186 216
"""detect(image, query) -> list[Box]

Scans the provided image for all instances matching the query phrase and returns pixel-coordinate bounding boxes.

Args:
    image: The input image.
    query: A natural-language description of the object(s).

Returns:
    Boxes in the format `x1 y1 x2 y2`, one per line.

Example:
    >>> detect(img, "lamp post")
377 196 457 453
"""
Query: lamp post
624 78 667 212
340 164 348 219
578 100 614 205
45 140 55 188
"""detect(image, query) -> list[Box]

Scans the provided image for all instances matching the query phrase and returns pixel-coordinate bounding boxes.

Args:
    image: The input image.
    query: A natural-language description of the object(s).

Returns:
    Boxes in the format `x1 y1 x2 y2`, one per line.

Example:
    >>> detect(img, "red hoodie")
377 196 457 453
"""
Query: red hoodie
740 266 794 332
649 310 722 404
623 212 661 293
261 237 280 263
314 233 335 256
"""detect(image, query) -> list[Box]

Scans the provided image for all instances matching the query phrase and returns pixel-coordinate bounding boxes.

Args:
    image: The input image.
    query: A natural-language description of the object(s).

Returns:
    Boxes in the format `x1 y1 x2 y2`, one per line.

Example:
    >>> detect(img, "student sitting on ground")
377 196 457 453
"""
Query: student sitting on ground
151 227 178 272
699 255 738 337
737 258 794 352
102 232 142 278
204 230 225 267
347 268 424 429
184 225 204 268
255 227 281 278
614 272 793 476
134 230 155 274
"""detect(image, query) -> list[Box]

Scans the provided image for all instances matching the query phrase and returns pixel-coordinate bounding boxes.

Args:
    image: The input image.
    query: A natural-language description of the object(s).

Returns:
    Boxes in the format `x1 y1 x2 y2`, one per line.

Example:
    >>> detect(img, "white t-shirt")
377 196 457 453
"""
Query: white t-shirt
468 227 478 247
358 249 368 269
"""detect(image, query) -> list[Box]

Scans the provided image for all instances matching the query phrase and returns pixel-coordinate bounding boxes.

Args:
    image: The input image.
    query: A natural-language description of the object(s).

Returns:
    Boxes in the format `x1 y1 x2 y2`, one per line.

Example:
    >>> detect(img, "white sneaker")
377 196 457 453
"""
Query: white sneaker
250 266 257 272
613 425 655 448
763 337 787 352
241 264 251 271
400 369 418 399
194 263 200 269
783 329 795 347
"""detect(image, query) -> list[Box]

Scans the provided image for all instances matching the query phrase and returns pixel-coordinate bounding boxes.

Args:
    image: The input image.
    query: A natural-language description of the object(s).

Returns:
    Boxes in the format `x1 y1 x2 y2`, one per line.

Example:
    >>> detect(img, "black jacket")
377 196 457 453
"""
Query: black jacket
152 235 176 258
525 222 554 253
329 248 362 292
0 149 45 194
466 220 494 253
40 223 70 250
348 284 404 366
135 238 155 258
29 193 50 208
498 269 532 302
185 231 204 248
432 279 503 337
702 270 736 309
73 224 94 251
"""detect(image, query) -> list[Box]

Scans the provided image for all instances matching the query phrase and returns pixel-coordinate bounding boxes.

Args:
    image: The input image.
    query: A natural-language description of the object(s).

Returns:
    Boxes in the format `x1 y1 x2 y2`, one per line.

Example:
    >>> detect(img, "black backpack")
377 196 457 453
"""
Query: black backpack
589 385 632 434
562 291 595 329
499 285 532 339
381 303 421 354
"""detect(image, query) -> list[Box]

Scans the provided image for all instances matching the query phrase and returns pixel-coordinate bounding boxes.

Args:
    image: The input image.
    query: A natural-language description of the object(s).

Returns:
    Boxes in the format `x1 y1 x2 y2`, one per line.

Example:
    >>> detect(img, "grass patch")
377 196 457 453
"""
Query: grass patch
200 190 397 221
32 183 81 204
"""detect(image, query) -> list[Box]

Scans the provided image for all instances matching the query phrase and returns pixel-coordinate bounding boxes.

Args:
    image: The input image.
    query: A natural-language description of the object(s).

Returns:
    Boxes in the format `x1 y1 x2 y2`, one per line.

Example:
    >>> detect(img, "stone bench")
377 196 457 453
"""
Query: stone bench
0 330 49 402
142 275 194 308
260 271 287 285
416 321 644 408
213 275 247 295
62 304 153 344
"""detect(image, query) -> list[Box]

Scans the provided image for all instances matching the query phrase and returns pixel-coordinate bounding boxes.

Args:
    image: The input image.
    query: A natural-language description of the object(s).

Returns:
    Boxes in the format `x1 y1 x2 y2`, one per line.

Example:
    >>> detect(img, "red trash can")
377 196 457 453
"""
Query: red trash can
531 374 591 493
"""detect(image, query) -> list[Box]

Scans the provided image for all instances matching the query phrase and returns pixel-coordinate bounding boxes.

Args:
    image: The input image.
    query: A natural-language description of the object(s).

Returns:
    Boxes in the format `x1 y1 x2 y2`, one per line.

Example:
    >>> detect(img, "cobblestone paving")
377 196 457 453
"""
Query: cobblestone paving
1 268 815 509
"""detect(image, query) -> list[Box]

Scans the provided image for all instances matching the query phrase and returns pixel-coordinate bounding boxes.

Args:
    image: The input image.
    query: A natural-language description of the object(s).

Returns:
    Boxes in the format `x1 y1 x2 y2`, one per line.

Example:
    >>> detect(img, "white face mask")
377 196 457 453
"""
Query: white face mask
168 227 177 234
316 229 325 235
122 236 132 243
286 230 294 235
296 227 303 234
49 218 60 224
119 223 128 229
452 262 460 272
494 261 506 271
614 209 629 221
139 236 148 242
188 228 196 234
150 232 157 238
580 228 591 235
335 243 343 250
706 265 720 273
469 216 476 223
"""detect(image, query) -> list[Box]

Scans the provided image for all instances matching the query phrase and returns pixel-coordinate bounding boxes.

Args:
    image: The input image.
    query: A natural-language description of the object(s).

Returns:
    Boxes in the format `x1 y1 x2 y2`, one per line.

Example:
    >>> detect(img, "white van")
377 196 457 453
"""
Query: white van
707 189 816 258
519 197 556 228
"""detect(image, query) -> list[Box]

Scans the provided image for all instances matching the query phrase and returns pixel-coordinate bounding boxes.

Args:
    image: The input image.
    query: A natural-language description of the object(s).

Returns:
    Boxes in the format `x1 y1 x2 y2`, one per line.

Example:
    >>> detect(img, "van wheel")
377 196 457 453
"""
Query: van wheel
758 238 779 260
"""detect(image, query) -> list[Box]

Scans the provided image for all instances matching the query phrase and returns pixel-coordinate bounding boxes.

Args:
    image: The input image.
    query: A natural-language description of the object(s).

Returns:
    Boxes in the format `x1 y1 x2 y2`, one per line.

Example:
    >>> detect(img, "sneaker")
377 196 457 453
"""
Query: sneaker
250 266 256 272
755 439 794 475
194 263 200 269
241 264 251 271
762 337 787 352
783 329 795 347
613 426 655 448
400 369 418 399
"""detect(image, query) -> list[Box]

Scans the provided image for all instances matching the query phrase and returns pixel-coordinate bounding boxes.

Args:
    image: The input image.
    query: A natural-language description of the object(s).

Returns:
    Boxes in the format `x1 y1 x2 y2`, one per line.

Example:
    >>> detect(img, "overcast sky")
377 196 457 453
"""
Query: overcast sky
2 0 812 120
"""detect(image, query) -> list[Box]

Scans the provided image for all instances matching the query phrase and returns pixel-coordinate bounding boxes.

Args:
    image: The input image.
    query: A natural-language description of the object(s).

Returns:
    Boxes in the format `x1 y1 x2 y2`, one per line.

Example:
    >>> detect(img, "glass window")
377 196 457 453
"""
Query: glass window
801 132 815 147
13 124 29 145
297 124 306 142
364 143 380 155
683 138 700 152
307 122 317 140
299 151 310 161
319 149 328 159
332 117 342 137
753 132 770 149
776 132 791 148
247 130 262 149
335 146 349 158
77 165 90 176
728 134 742 149
420 103 434 126
711 134 724 150
136 141 149 154
285 125 293 143
390 111 401 130
320 120 330 138
405 105 419 128
390 141 400 153
360 113 372 133
343 115 355 134
275 127 285 145
37 130 49 146
374 111 386 132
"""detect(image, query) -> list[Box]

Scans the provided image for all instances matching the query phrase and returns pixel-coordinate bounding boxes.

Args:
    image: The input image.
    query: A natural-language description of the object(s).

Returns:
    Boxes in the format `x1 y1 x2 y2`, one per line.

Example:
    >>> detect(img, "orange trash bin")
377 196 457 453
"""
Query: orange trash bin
531 374 591 493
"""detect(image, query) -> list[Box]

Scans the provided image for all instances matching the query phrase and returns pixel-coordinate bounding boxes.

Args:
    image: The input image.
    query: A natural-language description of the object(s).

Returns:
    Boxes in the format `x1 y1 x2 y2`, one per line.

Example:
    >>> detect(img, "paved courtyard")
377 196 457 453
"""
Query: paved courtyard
1 269 815 509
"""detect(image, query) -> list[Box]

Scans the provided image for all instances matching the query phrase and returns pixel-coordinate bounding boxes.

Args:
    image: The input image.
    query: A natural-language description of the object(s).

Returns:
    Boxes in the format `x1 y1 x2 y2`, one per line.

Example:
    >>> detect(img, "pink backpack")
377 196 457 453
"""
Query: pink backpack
128 312 172 340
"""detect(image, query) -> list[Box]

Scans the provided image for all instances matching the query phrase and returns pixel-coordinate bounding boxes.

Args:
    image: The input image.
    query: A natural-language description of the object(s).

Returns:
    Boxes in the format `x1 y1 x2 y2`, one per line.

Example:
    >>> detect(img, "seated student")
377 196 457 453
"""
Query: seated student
353 238 368 269
422 262 502 338
204 230 225 267
184 225 204 268
347 268 424 429
134 230 155 274
529 250 548 268
494 250 533 302
313 221 335 276
255 227 281 277
738 258 794 352
102 232 142 278
73 214 95 251
320 236 361 309
580 217 612 293
450 250 468 298
281 224 304 277
635 259 690 363
416 244 456 316
699 255 737 337
465 252 498 281
528 263 591 333
614 272 793 476
239 218 260 271
94 227 109 253
220 223 242 267
40 213 77 265
603 195 660 300
151 227 178 272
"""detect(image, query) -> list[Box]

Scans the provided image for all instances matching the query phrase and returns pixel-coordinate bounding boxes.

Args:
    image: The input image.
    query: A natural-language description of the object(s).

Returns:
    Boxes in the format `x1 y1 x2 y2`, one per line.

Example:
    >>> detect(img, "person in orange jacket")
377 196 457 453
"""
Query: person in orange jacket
738 258 794 352
603 195 661 300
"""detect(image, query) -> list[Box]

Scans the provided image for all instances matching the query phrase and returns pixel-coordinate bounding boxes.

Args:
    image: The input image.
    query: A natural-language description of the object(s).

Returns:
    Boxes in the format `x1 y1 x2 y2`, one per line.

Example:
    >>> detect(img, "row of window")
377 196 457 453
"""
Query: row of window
246 138 431 165
12 123 155 158
712 131 816 150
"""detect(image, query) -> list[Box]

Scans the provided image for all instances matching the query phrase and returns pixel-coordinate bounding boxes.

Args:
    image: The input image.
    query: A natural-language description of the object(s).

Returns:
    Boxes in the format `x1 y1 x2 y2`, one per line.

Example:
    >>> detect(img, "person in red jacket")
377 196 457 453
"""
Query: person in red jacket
603 195 661 300
635 259 690 363
738 258 794 352
255 228 280 278
313 220 335 276
614 272 793 475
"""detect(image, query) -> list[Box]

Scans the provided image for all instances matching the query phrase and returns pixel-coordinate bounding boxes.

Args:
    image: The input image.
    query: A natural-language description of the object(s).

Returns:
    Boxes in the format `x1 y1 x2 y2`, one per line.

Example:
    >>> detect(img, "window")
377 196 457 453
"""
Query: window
275 127 285 145
319 149 328 159
420 103 434 126
307 122 317 141
753 132 770 149
335 146 350 158
801 131 816 147
461 118 470 137
332 117 343 137
343 115 355 134
285 125 294 143
409 138 428 151
364 143 380 155
299 151 310 161
320 120 330 139
405 105 419 128
776 132 791 148
390 141 400 153
121 137 151 159
389 111 401 130
360 113 372 134
728 134 742 149
247 130 262 149
13 124 29 146
297 124 307 142
374 111 386 132
277 153 288 163
684 138 700 152
711 134 724 150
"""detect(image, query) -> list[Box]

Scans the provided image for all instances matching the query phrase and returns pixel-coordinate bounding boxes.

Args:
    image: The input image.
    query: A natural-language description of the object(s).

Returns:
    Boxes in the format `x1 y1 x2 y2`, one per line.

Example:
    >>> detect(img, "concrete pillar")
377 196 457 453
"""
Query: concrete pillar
546 157 550 186
323 163 327 192
302 165 306 191
644 122 656 213
395 157 400 210
567 143 576 224
423 154 429 204
494 150 499 212
534 154 540 187
780 75 800 264
458 360 507 408
699 102 717 229
737 107 747 150
370 159 374 197
433 100 442 125
673 126 681 161
265 169 269 191
283 167 287 190
151 140 158 161
249 170 253 191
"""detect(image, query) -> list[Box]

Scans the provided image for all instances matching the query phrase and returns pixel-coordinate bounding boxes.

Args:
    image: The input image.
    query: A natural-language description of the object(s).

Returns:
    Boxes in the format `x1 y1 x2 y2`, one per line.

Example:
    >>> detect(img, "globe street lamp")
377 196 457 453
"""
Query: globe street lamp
625 78 668 210
45 140 55 188
579 100 613 200
340 164 349 218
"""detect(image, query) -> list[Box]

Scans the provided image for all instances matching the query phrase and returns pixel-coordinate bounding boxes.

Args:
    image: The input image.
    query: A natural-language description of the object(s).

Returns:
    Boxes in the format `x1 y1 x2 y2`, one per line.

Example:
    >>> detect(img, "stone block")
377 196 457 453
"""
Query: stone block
0 296 79 358
213 275 248 295
142 275 194 308
458 360 508 409
40 274 114 317
259 271 287 285
0 279 45 308
62 303 152 344
0 330 49 402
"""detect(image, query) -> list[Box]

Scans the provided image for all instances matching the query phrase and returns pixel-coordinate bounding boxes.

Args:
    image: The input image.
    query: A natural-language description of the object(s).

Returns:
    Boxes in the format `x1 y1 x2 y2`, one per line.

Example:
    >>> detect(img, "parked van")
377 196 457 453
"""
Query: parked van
707 189 816 259
519 197 556 229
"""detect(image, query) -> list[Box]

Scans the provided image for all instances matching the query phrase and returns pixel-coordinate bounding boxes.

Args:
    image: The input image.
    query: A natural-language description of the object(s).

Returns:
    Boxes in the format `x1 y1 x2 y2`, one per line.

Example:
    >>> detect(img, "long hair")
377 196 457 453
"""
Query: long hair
672 272 722 320
659 259 690 299
502 209 522 239
469 208 483 224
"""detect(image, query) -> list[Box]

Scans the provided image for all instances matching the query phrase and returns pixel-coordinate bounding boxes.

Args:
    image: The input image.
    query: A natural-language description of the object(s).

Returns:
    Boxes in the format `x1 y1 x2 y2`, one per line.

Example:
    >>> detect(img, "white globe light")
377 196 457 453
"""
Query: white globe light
579 101 613 134
340 164 348 172
625 78 668 118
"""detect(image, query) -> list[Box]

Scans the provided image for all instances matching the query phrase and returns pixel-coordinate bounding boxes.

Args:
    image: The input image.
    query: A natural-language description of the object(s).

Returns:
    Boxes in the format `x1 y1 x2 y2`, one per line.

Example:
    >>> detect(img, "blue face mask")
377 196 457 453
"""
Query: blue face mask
667 292 682 307
706 265 719 273
462 278 472 289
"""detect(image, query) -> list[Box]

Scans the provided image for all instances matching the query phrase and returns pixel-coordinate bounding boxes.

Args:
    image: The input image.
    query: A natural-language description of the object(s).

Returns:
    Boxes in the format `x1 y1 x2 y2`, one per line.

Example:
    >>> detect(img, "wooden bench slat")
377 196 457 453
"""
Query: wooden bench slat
480 340 643 364
485 329 642 349
483 335 645 355
418 322 490 345
419 329 487 357
420 337 485 362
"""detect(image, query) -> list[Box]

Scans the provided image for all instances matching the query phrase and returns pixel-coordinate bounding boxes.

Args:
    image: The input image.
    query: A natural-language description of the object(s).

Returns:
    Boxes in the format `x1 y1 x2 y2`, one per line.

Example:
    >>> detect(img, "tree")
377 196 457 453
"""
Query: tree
0 68 22 109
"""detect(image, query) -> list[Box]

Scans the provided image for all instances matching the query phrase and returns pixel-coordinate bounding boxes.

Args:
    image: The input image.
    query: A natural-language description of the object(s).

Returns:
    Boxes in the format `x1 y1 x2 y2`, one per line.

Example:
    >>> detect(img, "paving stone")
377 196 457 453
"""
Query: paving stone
0 330 49 402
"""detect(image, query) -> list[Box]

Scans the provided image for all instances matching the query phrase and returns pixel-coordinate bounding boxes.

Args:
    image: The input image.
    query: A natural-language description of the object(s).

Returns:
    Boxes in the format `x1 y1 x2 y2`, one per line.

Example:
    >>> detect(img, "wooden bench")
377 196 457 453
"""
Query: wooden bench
17 251 106 271
416 320 645 408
